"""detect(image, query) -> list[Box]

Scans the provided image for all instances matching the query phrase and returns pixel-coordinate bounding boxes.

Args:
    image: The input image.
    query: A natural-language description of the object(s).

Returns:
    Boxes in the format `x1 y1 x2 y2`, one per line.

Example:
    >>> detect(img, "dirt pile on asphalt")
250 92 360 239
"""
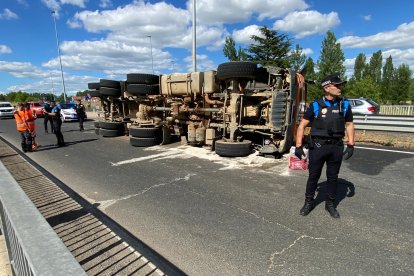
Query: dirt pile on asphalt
353 131 414 150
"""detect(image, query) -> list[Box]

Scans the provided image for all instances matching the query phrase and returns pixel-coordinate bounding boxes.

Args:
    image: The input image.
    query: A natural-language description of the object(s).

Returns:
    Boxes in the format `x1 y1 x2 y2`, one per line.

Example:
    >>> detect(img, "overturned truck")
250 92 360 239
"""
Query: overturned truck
91 61 307 158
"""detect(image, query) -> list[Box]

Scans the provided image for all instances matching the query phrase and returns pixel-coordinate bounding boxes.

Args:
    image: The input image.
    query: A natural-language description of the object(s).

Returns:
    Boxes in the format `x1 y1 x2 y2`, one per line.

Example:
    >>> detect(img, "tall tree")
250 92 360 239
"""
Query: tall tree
289 44 306 71
392 64 412 104
317 31 346 82
381 55 394 103
247 26 291 67
367 50 382 83
223 37 248 61
302 57 320 101
353 53 366 81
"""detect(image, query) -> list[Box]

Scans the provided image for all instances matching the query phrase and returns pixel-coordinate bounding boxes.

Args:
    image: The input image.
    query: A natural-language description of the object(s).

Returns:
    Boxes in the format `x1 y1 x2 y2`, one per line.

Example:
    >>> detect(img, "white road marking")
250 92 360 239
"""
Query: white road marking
356 146 414 155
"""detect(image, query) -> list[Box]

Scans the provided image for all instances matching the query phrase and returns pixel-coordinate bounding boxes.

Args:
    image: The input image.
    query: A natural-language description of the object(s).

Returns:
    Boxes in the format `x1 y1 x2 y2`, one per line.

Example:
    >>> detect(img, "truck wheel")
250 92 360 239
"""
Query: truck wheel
100 129 120 137
100 79 120 88
126 73 159 85
94 128 100 135
88 82 100 90
217 61 257 80
99 87 121 97
130 137 158 147
88 90 101 97
215 140 252 157
160 126 171 145
126 84 159 95
99 121 124 130
129 126 160 138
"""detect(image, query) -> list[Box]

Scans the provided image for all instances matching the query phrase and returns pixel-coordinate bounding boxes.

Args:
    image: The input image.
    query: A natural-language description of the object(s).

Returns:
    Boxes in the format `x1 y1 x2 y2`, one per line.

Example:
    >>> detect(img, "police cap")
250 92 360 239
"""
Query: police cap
321 73 347 87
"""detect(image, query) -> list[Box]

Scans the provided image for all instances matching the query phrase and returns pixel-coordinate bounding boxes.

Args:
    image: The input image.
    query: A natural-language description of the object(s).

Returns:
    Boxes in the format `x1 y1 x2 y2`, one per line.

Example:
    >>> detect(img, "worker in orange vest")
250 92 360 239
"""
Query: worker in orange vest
14 103 35 152
24 102 38 150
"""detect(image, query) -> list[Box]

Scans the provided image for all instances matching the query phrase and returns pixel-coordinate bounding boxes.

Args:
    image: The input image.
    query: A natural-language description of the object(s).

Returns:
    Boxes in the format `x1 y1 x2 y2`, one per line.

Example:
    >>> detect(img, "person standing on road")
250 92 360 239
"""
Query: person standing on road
13 103 34 152
45 101 65 147
43 100 54 134
75 100 86 131
295 73 355 218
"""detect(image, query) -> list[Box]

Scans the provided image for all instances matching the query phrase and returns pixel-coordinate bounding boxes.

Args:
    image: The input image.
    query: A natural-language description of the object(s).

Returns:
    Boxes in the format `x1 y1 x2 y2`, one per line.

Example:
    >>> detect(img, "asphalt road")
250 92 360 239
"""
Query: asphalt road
0 117 413 275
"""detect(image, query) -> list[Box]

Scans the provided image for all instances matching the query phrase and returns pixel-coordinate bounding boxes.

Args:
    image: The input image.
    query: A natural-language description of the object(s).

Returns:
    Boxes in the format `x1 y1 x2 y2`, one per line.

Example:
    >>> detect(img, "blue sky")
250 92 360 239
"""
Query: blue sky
1 0 413 96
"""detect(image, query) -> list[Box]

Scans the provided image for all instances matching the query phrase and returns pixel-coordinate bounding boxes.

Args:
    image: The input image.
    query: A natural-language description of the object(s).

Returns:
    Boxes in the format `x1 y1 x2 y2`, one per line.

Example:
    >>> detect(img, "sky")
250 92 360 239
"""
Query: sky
0 0 413 96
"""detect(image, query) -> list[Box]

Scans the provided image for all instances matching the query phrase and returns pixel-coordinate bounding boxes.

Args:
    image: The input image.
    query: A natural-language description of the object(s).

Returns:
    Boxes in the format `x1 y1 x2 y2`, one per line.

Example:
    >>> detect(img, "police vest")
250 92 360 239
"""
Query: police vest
311 97 349 138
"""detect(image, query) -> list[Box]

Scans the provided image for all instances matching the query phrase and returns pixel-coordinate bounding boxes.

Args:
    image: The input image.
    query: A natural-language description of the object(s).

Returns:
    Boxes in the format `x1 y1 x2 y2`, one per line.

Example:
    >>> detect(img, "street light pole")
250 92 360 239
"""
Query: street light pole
51 10 67 102
147 35 154 75
192 0 196 72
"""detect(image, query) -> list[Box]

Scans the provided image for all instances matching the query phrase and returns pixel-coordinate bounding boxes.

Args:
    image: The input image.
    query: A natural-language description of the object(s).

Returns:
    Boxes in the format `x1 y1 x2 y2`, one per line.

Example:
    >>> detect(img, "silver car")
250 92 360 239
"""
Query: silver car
348 98 380 115
0 102 15 119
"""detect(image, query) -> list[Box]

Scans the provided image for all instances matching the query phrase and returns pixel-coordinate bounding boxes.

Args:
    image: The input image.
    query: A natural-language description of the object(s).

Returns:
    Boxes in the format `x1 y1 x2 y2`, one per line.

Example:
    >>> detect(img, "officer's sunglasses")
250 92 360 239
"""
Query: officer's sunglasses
331 83 344 89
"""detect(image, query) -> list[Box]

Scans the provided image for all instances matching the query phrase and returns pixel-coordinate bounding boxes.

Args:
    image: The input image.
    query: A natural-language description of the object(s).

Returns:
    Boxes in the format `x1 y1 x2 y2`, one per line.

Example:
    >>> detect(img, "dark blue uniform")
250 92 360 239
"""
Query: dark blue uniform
43 102 54 133
303 97 353 202
51 105 65 146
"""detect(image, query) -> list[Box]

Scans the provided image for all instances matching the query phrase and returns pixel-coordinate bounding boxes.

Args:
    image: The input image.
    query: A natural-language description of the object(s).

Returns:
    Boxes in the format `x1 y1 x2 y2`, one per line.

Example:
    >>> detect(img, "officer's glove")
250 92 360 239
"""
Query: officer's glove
295 146 305 160
343 144 354 160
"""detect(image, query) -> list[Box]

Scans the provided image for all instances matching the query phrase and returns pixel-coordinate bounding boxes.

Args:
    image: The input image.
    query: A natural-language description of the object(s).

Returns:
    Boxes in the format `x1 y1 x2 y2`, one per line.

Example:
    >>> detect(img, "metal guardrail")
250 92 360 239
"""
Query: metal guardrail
0 162 86 276
354 115 414 133
379 105 414 116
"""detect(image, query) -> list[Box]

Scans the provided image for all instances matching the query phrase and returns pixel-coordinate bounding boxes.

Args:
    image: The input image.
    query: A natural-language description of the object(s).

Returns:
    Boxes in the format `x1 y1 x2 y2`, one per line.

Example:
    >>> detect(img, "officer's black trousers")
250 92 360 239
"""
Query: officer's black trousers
305 142 344 200
44 116 54 133
52 119 65 146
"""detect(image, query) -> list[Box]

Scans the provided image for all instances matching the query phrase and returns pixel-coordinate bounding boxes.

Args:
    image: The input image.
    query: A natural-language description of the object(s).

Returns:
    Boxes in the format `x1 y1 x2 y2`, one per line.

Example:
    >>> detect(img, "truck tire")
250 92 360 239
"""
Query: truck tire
129 126 160 138
88 90 101 97
100 79 120 88
94 128 100 135
130 137 158 147
215 140 252 157
88 82 100 89
93 121 100 128
99 121 124 130
126 73 159 85
100 129 120 137
100 87 121 97
217 61 257 80
126 84 159 95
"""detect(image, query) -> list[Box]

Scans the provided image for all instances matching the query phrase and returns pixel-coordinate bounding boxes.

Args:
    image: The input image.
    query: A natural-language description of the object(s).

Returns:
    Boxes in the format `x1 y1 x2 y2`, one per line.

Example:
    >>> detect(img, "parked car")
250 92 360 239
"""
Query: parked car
348 98 380 115
27 101 45 118
59 103 87 122
0 102 15 119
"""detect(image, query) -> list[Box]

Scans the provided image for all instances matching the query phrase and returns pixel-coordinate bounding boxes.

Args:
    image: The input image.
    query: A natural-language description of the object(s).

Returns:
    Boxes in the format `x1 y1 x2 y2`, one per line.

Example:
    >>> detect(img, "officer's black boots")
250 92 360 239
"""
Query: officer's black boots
300 198 314 216
325 200 340 218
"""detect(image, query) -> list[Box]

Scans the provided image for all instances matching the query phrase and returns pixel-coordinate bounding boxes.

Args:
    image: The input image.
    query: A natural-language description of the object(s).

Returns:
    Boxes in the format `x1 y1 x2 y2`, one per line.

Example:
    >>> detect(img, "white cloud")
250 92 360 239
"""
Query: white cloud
0 9 18 20
274 10 340 38
60 0 87 8
301 48 313 56
188 0 308 24
41 0 60 12
0 45 12 54
184 54 216 72
99 0 112 8
338 21 414 49
233 25 262 45
362 15 372 21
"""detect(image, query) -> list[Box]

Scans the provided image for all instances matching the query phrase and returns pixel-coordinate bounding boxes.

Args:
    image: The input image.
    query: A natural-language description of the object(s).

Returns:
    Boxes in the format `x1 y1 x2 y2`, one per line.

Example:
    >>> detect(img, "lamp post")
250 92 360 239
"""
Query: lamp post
192 0 196 72
51 10 67 102
147 35 154 75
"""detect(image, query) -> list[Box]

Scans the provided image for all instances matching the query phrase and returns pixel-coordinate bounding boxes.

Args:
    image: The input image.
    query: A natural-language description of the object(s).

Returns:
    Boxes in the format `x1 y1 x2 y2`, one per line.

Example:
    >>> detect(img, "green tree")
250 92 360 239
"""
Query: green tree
381 55 394 103
345 78 381 102
223 37 247 61
391 64 412 104
289 44 306 72
353 53 366 81
367 50 382 84
247 26 291 67
302 57 320 101
0 94 6 101
317 31 346 81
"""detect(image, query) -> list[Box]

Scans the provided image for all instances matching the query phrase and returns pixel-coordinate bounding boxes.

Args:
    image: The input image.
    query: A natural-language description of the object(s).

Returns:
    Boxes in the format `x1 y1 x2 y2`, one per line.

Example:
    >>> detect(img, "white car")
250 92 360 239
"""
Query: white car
0 102 15 119
59 103 87 122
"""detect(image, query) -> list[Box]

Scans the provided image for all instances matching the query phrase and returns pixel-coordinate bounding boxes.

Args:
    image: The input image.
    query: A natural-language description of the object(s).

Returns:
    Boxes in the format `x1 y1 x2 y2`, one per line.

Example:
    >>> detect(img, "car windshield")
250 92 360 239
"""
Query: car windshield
0 103 12 108
60 103 77 109
366 99 379 106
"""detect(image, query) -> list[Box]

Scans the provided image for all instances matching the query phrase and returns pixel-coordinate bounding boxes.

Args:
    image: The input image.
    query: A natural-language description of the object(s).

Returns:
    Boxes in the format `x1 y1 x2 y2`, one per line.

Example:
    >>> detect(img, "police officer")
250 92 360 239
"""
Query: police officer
46 101 65 147
295 73 355 218
43 100 54 134
75 100 86 131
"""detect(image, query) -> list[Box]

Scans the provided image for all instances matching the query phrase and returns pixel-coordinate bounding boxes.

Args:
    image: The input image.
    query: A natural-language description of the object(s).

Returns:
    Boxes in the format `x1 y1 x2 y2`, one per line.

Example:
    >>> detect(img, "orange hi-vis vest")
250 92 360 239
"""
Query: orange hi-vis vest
24 110 35 132
14 111 28 132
